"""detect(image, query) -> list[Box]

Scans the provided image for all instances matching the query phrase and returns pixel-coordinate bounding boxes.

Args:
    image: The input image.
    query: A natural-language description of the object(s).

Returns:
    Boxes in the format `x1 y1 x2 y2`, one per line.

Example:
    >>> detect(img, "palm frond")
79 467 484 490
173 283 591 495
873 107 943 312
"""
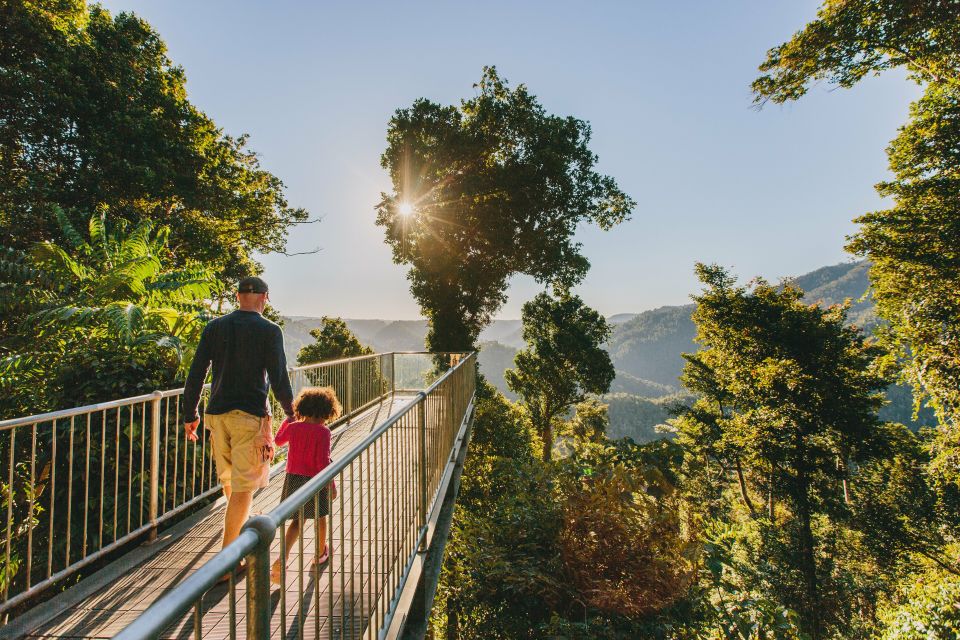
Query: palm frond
93 255 160 299
117 220 154 264
88 212 109 262
29 242 87 284
102 301 146 344
28 305 102 333
0 248 56 288
54 207 91 254
144 307 182 333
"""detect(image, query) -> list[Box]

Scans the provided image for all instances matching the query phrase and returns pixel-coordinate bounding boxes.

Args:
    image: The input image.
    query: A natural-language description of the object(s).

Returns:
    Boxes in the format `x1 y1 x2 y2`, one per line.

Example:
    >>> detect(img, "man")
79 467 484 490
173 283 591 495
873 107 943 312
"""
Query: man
182 276 294 555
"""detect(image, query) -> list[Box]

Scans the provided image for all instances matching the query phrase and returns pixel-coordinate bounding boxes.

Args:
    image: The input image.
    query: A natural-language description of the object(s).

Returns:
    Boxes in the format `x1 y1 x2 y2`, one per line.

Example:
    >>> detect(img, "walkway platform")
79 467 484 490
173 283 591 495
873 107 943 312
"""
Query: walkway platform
6 394 417 640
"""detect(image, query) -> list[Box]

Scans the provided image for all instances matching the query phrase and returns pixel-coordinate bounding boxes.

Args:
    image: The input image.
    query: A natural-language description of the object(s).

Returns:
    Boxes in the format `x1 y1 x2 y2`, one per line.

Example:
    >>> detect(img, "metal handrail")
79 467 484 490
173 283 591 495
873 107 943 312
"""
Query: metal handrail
0 351 460 616
114 352 477 640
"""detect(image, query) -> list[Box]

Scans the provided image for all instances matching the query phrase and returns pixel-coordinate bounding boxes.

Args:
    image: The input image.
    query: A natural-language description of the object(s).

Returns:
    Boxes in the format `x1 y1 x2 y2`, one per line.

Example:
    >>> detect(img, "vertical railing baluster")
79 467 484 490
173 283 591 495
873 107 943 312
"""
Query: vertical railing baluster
417 398 427 550
245 516 274 640
149 391 162 541
26 423 35 589
346 359 353 417
47 419 56 579
139 403 146 528
127 404 134 536
4 427 15 601
83 414 90 558
66 416 74 569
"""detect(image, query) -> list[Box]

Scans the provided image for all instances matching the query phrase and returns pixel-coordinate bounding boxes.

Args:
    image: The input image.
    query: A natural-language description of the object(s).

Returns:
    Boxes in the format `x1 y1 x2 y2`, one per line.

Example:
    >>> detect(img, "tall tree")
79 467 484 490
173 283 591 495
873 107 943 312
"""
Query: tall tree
376 67 634 352
506 293 615 461
296 316 372 365
677 264 888 639
849 83 960 484
752 0 960 486
0 1 308 281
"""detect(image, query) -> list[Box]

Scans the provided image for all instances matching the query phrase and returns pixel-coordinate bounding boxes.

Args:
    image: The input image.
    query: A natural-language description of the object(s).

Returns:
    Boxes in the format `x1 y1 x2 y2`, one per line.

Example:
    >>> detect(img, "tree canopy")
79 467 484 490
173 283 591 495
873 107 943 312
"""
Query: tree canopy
753 0 960 487
675 264 889 639
296 316 372 365
0 0 308 281
506 292 615 460
376 67 634 352
752 0 960 105
848 82 960 483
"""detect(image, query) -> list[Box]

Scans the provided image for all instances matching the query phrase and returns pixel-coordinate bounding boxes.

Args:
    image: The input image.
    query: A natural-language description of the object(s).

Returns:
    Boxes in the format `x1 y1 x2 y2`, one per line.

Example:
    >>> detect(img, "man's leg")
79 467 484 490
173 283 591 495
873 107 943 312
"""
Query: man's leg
222 490 253 549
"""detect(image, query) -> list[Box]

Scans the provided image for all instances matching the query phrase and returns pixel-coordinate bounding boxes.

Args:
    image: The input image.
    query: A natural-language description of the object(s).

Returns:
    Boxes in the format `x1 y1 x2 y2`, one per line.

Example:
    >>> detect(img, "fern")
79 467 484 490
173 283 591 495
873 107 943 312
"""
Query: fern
53 207 90 254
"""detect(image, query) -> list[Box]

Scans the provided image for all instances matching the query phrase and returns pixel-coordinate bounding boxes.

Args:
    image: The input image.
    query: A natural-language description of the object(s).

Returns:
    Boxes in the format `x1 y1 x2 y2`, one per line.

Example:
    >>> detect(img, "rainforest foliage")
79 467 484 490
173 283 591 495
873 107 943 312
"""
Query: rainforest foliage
0 1 307 418
425 3 960 638
1 0 959 637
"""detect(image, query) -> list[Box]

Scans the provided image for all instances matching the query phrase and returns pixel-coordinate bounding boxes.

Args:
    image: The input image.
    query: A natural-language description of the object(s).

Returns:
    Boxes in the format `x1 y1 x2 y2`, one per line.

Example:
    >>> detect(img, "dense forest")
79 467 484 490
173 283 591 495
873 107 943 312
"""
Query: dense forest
2 1 959 639
285 259 934 444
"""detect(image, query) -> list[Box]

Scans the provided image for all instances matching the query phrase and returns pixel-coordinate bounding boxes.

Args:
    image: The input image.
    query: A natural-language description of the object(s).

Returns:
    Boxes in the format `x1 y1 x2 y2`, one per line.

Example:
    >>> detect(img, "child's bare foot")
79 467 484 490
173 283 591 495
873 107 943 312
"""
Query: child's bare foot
270 561 282 585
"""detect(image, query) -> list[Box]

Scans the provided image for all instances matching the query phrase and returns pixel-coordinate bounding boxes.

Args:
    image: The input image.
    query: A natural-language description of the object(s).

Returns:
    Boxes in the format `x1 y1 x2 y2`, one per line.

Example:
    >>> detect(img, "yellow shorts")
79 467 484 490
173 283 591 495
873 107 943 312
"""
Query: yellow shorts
206 410 269 492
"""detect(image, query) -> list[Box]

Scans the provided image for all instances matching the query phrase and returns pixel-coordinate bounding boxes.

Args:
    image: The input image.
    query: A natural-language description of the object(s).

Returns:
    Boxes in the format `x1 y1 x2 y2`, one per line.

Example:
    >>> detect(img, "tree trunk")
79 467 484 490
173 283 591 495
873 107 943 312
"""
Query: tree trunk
542 421 553 461
794 438 822 640
735 458 756 517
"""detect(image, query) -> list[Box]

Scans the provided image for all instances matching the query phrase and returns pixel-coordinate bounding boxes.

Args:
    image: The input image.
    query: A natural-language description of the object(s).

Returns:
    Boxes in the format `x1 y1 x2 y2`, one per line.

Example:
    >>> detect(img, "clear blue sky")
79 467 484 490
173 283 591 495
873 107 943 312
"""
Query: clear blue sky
100 0 920 320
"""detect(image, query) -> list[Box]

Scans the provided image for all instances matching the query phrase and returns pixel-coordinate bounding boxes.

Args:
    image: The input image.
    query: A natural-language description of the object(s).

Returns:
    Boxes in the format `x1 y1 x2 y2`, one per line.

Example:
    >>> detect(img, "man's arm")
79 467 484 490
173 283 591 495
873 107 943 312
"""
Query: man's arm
267 325 295 418
182 323 214 439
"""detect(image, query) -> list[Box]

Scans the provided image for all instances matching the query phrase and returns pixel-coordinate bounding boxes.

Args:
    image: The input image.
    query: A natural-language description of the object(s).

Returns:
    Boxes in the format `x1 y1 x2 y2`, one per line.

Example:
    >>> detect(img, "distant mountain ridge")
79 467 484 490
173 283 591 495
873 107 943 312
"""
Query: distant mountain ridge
282 259 932 439
284 260 874 386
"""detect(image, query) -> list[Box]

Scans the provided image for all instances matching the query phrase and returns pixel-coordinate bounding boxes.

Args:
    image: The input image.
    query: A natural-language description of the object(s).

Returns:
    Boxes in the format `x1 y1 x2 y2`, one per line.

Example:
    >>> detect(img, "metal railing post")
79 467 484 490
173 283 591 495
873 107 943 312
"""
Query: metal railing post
391 352 397 393
245 516 276 640
418 395 429 551
148 391 162 542
346 358 355 416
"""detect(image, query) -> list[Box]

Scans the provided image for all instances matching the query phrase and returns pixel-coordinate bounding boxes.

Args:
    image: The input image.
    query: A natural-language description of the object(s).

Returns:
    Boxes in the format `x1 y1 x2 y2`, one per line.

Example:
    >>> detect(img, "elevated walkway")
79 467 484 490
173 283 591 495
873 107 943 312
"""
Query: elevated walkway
1 353 477 640
7 394 416 639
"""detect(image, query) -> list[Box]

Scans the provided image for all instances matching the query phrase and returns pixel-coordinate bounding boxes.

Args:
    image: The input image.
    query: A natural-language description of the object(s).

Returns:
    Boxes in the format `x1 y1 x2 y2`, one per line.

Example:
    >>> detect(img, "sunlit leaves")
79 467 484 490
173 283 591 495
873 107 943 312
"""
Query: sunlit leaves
0 2 307 279
296 316 373 365
752 0 960 106
0 212 218 415
506 292 615 460
376 67 634 351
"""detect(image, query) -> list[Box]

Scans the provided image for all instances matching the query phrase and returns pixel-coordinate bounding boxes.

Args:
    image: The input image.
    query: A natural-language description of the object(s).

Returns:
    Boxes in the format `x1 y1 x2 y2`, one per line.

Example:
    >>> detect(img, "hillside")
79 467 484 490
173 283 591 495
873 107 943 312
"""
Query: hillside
282 259 933 439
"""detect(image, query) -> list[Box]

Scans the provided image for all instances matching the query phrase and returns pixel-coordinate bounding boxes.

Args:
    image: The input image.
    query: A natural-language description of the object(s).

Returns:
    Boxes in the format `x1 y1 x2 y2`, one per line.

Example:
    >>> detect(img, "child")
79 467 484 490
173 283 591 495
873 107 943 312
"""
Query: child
270 386 342 585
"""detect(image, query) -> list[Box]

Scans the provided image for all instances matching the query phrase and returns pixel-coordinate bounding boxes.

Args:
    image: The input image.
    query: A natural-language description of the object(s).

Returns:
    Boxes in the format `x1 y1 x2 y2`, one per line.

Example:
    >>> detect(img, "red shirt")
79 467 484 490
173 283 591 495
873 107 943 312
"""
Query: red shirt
276 418 332 477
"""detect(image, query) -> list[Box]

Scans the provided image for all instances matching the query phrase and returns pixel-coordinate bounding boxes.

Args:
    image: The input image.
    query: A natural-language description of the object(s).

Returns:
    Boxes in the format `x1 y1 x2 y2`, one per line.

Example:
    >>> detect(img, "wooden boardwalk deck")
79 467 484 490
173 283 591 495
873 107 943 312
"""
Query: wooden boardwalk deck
12 394 418 640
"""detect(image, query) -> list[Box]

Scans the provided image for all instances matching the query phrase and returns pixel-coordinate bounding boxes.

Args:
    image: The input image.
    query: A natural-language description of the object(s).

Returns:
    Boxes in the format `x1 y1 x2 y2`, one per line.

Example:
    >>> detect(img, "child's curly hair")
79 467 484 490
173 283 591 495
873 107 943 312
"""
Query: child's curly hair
293 386 342 423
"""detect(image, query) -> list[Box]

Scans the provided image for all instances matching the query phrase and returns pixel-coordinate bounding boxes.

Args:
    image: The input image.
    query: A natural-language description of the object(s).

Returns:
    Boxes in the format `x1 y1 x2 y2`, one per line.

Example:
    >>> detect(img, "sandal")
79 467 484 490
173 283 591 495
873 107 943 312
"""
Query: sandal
270 561 283 585
314 547 330 567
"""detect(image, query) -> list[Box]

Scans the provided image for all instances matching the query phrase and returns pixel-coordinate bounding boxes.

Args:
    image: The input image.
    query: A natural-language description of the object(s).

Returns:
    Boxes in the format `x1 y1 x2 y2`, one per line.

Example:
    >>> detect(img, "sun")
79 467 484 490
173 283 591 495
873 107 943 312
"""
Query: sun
397 201 414 217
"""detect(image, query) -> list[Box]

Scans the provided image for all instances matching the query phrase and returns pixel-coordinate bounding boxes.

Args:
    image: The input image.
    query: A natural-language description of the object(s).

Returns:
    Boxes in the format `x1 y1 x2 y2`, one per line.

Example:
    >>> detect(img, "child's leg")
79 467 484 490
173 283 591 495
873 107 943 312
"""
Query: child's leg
317 516 327 557
282 519 302 561
271 519 302 583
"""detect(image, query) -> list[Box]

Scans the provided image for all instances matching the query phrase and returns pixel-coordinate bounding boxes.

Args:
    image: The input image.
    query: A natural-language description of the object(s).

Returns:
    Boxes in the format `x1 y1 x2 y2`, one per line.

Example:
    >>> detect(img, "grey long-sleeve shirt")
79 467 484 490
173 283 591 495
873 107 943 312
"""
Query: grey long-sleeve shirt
182 310 294 422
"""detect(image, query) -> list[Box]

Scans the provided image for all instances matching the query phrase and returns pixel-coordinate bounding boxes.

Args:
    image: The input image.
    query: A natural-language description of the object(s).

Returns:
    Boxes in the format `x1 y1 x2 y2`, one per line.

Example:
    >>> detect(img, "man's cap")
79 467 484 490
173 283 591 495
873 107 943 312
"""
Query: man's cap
237 276 269 294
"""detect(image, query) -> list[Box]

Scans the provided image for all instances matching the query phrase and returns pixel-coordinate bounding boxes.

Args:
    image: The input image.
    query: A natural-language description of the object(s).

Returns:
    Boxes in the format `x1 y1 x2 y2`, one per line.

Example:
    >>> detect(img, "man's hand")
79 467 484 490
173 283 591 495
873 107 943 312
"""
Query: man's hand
257 415 276 463
184 418 200 442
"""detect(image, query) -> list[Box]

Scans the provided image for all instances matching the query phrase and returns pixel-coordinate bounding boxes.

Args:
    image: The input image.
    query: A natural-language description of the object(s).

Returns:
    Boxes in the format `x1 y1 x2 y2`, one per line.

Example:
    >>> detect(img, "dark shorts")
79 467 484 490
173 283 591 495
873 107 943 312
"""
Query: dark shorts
281 473 330 520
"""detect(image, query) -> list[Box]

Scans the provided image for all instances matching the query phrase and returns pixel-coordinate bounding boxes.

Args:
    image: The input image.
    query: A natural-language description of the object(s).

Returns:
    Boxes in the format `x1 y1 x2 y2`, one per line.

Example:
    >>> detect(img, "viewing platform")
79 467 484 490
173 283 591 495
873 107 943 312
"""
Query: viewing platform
0 352 477 640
